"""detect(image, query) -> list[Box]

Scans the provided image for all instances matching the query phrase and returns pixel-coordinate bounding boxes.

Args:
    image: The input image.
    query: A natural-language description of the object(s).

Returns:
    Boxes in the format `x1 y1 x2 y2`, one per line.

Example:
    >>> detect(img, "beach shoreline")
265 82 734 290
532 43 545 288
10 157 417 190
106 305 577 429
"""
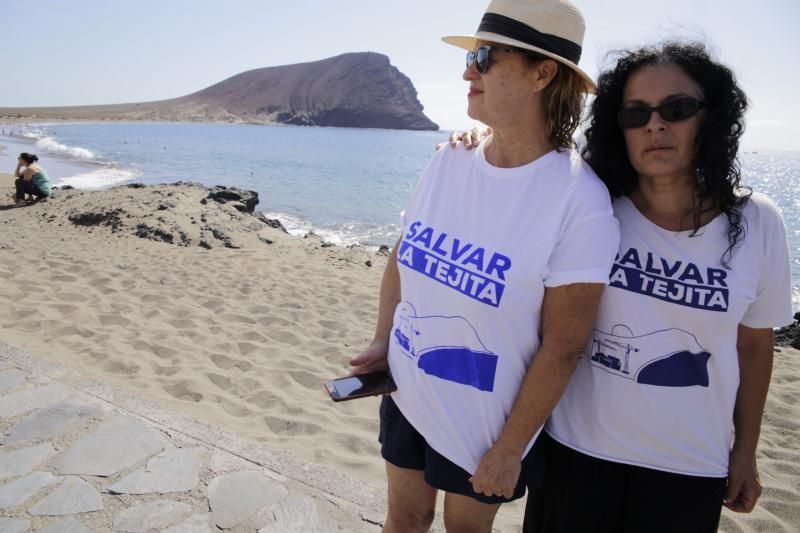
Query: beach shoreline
0 181 797 531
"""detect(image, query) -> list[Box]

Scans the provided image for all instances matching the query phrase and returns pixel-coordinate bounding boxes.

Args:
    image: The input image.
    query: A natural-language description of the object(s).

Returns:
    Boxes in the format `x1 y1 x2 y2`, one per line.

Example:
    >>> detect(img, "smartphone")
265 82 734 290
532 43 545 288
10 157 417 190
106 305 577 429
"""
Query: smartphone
324 371 397 402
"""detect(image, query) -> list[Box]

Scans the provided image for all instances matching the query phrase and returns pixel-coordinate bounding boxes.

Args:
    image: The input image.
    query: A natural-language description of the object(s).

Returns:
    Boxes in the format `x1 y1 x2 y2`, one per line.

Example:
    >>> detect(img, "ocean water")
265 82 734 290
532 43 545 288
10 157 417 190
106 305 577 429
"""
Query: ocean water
0 122 440 247
1 122 798 311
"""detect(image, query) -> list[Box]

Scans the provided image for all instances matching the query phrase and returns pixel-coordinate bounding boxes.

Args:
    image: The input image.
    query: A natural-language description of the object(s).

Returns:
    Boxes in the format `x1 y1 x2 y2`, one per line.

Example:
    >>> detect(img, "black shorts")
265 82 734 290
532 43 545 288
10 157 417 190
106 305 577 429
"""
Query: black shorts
524 433 727 533
379 395 544 505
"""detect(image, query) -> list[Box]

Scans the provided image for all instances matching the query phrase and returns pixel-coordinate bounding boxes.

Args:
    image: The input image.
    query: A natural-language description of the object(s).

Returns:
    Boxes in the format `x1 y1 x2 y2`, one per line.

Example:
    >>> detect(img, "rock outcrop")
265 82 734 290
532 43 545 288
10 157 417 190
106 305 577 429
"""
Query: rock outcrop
58 182 269 250
0 53 438 131
775 312 800 350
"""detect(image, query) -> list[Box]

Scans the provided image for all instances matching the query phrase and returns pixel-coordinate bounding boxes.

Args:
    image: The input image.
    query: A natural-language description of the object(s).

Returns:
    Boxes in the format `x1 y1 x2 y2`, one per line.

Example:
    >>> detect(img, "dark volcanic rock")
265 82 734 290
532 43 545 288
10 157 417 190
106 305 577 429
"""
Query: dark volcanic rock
775 311 800 349
256 213 288 233
205 187 259 213
54 182 286 250
208 226 239 249
135 223 179 244
0 53 438 131
68 209 126 232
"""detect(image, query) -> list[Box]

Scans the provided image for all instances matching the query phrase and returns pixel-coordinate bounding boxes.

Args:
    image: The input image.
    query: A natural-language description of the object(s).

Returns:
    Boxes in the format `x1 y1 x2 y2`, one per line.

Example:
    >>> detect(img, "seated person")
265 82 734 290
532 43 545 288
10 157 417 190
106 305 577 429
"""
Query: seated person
13 152 51 206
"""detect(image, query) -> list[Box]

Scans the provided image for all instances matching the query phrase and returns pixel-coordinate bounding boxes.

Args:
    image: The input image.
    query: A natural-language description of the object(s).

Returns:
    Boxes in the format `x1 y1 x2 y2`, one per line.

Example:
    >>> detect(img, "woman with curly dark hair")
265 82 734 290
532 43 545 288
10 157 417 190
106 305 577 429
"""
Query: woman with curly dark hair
527 42 794 532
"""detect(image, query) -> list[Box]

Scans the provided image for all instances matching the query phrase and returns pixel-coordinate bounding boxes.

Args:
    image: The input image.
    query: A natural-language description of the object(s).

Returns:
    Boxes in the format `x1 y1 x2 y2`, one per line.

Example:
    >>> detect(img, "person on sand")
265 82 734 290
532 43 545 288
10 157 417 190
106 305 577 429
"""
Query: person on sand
531 41 794 533
349 1 619 531
453 41 794 533
13 152 51 206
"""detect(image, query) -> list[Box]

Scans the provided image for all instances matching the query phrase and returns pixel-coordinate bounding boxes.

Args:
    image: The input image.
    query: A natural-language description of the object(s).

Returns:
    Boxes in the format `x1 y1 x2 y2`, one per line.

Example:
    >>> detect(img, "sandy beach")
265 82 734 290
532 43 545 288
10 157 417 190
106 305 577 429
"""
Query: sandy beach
0 173 798 531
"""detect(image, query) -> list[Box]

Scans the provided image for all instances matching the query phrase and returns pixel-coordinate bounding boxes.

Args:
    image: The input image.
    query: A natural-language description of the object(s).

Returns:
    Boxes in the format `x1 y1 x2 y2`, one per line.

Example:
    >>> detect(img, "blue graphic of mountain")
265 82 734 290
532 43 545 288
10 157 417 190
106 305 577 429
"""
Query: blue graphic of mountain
392 302 498 392
590 325 711 388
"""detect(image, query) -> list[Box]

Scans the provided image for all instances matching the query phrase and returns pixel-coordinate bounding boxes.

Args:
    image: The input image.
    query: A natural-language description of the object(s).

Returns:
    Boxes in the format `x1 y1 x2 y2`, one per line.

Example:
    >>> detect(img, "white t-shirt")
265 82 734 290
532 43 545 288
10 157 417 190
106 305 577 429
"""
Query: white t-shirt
389 140 620 475
547 193 794 477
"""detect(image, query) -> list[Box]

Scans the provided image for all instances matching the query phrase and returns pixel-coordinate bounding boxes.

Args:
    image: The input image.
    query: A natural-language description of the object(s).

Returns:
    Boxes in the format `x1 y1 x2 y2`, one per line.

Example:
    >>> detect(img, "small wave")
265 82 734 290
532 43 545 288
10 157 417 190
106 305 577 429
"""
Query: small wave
21 130 46 140
35 136 95 161
56 168 140 190
263 211 398 248
263 212 315 237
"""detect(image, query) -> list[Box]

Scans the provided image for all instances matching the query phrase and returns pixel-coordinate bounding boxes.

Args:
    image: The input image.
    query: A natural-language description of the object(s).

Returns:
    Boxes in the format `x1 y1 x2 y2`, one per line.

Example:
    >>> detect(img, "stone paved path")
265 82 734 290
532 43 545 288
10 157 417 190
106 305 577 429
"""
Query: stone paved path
0 344 391 532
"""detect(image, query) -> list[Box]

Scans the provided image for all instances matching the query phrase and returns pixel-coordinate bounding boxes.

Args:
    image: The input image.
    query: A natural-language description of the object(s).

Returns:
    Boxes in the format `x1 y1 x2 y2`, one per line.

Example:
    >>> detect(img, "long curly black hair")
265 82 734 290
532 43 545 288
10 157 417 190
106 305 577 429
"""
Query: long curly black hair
582 41 750 265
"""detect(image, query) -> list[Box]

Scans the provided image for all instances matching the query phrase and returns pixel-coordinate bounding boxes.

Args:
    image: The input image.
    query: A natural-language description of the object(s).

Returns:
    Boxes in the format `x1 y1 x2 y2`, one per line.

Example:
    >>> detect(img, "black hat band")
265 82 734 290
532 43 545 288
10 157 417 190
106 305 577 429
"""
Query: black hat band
478 13 582 64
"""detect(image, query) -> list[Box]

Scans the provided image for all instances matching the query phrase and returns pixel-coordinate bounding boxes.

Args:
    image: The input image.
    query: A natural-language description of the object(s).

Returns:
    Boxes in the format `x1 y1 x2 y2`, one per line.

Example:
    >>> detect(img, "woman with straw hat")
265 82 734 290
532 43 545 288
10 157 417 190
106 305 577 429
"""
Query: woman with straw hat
350 1 619 530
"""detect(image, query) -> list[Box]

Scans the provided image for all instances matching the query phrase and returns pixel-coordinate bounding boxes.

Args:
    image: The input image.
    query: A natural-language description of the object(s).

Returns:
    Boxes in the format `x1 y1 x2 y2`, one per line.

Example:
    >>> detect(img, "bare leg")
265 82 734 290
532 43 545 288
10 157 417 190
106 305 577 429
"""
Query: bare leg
383 462 437 533
443 492 502 533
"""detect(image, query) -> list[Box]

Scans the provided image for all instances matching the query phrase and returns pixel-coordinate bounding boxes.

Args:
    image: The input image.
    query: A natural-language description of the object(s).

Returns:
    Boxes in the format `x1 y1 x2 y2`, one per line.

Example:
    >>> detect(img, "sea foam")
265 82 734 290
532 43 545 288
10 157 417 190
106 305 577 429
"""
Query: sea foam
36 136 96 161
56 167 140 190
263 211 398 249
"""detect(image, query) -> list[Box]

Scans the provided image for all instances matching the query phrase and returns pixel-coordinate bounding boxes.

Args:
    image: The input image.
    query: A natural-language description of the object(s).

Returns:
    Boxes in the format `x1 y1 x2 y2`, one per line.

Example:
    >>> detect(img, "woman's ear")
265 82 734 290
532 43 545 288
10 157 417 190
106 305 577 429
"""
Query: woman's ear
531 59 558 92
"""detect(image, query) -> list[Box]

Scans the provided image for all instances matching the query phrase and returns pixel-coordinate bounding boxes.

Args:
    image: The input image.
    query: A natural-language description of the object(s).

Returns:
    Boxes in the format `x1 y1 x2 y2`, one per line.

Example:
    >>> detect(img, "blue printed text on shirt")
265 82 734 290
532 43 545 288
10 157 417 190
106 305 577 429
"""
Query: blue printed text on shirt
397 221 512 307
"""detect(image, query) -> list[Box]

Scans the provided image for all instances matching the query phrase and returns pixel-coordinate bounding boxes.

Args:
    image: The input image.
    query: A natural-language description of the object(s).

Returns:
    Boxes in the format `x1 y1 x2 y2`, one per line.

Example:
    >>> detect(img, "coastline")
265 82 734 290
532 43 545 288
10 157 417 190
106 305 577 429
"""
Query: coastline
0 181 797 530
0 124 429 248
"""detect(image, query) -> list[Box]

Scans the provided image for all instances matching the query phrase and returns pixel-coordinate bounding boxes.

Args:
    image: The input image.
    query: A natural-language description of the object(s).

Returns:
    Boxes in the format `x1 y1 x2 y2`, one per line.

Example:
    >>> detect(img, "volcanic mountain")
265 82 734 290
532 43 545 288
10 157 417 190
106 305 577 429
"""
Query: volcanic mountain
0 52 438 131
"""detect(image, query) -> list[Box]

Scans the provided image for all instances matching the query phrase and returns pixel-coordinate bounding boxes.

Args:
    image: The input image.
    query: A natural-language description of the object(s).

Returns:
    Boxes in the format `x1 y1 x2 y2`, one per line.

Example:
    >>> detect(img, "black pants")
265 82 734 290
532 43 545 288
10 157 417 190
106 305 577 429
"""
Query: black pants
524 433 727 533
15 178 48 200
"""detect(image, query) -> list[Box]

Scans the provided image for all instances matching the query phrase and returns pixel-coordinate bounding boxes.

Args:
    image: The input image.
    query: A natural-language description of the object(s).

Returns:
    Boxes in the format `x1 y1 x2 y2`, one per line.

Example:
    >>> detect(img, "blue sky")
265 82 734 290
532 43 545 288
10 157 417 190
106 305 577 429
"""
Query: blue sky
2 0 797 150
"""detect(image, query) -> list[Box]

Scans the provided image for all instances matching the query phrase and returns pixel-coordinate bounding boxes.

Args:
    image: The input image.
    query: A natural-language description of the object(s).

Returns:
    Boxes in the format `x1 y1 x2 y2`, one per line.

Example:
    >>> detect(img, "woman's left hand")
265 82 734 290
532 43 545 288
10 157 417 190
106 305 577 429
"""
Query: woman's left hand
468 444 521 499
435 127 492 152
723 447 762 513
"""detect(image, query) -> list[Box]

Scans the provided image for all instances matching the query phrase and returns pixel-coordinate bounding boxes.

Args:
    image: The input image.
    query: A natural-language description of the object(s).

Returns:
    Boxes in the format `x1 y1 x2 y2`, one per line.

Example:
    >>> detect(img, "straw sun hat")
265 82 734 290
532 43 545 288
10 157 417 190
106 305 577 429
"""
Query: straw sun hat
442 0 596 93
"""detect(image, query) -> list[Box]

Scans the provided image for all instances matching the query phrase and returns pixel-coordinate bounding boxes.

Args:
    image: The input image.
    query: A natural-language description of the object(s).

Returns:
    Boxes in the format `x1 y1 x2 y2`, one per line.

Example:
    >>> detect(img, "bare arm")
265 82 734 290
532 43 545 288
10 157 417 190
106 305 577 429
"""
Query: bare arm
724 324 774 512
349 237 402 374
470 282 605 498
15 164 33 181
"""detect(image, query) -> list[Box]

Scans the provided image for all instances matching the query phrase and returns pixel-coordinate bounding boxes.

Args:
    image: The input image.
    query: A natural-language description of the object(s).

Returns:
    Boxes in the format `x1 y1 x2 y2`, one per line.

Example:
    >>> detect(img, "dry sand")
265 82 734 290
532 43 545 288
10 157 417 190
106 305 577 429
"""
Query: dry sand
0 174 797 531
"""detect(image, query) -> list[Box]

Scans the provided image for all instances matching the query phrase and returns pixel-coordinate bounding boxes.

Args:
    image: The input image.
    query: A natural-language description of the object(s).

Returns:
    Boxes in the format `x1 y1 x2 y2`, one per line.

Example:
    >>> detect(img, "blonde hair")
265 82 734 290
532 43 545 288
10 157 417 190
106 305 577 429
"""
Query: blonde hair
539 62 586 150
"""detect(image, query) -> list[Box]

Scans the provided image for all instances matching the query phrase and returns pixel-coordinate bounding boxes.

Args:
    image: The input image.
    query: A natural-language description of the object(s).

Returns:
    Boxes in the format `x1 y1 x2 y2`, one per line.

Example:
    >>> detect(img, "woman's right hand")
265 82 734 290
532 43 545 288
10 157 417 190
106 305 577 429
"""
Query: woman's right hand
349 337 390 375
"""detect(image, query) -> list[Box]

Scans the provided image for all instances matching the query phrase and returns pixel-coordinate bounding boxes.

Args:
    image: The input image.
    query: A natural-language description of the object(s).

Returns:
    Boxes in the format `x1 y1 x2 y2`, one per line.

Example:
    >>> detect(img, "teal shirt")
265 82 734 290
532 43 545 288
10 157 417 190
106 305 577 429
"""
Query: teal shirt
31 170 51 195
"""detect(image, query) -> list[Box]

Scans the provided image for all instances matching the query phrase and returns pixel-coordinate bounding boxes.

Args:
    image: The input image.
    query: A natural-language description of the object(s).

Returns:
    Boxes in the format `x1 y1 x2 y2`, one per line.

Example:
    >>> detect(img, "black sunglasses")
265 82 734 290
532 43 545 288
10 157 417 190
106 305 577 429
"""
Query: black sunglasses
617 97 707 129
466 45 538 74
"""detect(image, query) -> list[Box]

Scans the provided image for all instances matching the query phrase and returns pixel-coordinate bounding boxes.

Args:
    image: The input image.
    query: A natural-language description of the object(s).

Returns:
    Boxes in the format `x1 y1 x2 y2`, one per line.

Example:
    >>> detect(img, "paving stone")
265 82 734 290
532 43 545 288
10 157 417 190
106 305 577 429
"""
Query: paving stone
50 414 169 476
0 369 27 393
208 451 250 474
0 517 30 533
28 476 103 515
258 495 335 533
0 471 59 510
112 499 193 532
107 447 205 494
0 384 72 418
0 442 57 480
1 399 103 445
208 470 289 529
38 516 93 533
163 513 214 533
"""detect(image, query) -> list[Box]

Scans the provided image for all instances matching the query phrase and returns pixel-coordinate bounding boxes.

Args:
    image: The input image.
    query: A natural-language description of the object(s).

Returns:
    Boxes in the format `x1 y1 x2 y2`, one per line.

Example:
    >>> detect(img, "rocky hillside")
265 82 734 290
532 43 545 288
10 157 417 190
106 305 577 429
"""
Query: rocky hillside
0 53 438 131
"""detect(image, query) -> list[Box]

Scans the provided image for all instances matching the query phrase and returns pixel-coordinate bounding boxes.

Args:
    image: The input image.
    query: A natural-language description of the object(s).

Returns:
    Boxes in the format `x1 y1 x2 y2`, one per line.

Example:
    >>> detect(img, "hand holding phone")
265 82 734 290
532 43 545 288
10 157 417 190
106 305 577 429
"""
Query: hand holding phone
324 371 397 402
